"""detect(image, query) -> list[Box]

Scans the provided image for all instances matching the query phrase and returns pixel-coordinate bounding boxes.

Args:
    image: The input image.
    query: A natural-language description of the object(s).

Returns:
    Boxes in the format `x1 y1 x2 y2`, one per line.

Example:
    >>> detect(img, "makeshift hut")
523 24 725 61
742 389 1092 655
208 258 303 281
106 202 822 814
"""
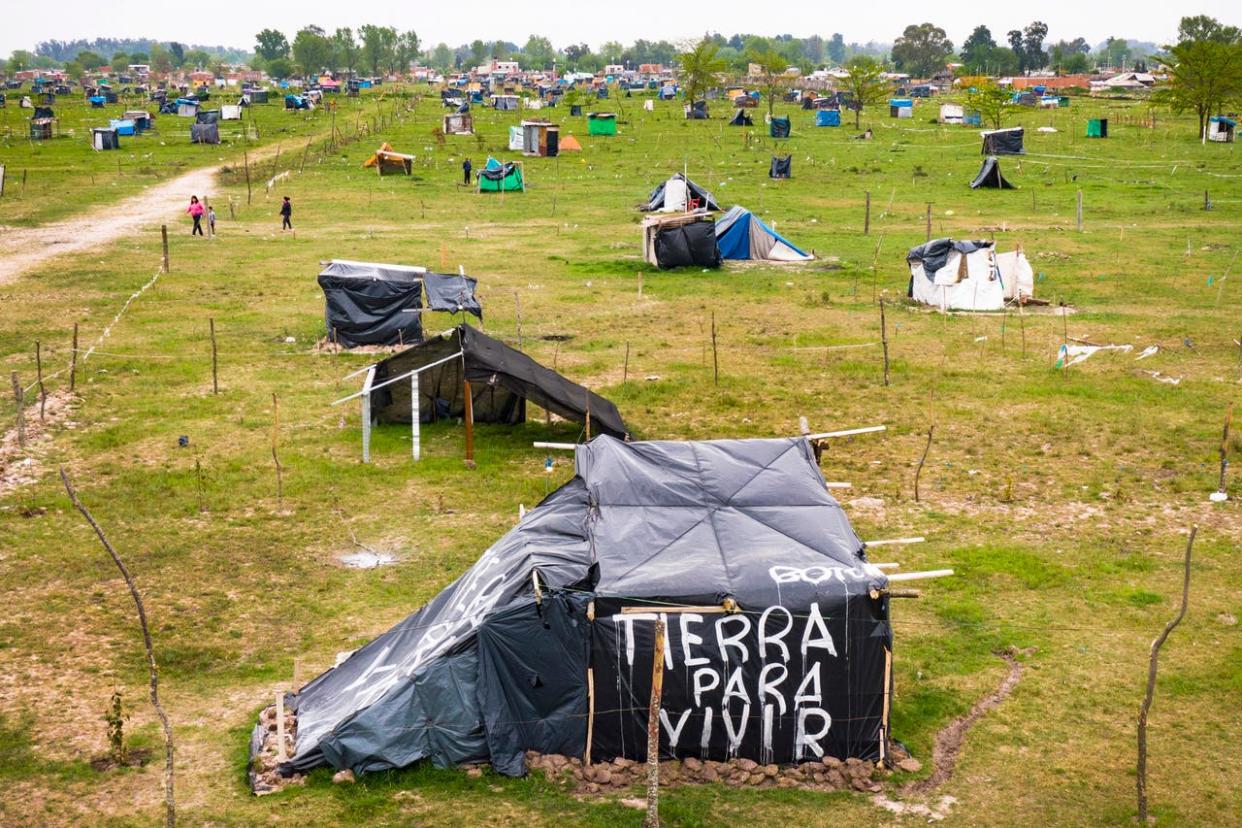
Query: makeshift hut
587 112 617 136
769 155 792 179
491 94 519 111
815 109 840 127
109 118 136 136
969 156 1015 189
478 157 524 193
521 121 559 157
246 89 270 104
91 127 120 151
558 134 583 152
363 143 415 176
124 110 152 131
907 238 1034 310
980 126 1024 155
190 123 220 144
729 109 754 126
221 104 242 121
889 98 913 118
1208 116 1236 143
284 94 310 110
443 112 474 135
177 99 199 117
642 213 720 269
685 99 709 119
253 432 909 783
89 95 106 108
938 103 964 125
639 173 720 213
317 260 483 349
715 206 813 262
769 116 791 138
1086 118 1108 138
195 109 221 125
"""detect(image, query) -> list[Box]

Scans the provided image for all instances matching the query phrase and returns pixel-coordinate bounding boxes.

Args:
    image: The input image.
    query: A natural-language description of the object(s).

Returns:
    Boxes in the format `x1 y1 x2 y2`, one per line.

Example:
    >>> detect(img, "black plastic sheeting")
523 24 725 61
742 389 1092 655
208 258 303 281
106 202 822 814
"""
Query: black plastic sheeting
970 156 1015 189
770 154 792 179
640 173 721 212
981 127 1024 155
190 123 220 144
195 109 220 124
906 238 994 283
654 220 721 270
729 109 753 126
687 99 709 119
770 116 791 138
369 325 629 439
263 435 888 780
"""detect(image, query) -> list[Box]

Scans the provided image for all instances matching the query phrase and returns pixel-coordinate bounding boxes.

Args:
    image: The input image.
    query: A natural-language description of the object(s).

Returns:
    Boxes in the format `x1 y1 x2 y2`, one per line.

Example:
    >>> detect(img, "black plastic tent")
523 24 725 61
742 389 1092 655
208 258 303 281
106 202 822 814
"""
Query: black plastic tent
687 99 709 119
969 156 1015 189
255 434 889 781
190 123 220 144
770 154 792 179
770 116 791 138
366 325 628 437
980 126 1024 155
639 173 721 212
317 260 483 348
653 219 721 269
728 109 753 126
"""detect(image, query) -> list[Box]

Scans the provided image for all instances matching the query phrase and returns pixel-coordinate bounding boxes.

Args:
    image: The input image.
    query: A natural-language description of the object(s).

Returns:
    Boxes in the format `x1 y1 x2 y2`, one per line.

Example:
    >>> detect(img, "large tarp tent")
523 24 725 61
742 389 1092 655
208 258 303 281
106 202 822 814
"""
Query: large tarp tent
1086 118 1108 138
769 116 791 138
640 173 721 213
190 122 220 144
254 434 889 782
651 218 721 269
969 156 1015 189
317 260 483 347
728 109 753 126
980 126 1024 155
686 99 709 119
907 238 1034 310
715 206 813 262
359 325 626 437
478 157 524 192
769 155 792 179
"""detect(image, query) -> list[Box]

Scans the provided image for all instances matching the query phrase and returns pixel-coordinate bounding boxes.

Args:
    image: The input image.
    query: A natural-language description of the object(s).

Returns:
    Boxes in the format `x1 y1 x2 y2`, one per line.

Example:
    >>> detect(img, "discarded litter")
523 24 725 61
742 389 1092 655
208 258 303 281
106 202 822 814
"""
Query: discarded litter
339 551 396 569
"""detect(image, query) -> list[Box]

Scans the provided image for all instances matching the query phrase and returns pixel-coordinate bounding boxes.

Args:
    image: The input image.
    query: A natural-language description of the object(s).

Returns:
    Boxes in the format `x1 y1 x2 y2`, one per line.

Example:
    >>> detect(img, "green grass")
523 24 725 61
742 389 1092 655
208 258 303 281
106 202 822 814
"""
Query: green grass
0 90 1239 826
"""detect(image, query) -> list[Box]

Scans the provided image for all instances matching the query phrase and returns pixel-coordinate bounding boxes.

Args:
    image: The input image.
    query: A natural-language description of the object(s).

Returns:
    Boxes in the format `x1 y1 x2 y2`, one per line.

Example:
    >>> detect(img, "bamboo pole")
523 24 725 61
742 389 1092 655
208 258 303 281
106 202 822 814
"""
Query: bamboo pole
463 378 475 467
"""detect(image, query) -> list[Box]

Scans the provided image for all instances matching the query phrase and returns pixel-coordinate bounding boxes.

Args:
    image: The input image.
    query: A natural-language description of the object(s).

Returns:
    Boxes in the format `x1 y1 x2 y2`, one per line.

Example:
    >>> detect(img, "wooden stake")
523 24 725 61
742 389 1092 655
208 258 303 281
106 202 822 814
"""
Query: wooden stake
585 665 596 765
463 379 475 467
244 148 252 205
10 371 24 449
160 224 169 273
70 323 79 392
271 394 283 509
1219 403 1233 495
623 341 630 385
1076 189 1083 232
1137 526 1196 825
585 388 592 441
879 299 890 387
644 617 666 828
514 292 523 350
914 425 934 502
711 311 719 385
864 190 871 235
35 341 46 421
209 319 218 394
879 646 892 765
276 692 287 762
925 202 932 241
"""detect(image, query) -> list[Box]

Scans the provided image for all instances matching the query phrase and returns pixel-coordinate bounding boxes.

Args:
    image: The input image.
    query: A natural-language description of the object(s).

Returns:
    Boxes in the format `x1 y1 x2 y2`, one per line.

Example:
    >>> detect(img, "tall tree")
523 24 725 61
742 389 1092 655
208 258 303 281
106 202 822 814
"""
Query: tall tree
1177 15 1242 45
523 35 554 70
77 50 106 70
333 28 359 76
961 25 995 71
804 34 825 65
292 26 333 77
1022 21 1049 70
1007 30 1025 71
255 29 289 63
110 52 130 73
394 30 420 74
966 81 1012 129
677 37 727 114
841 54 889 128
748 48 790 119
149 43 172 74
1155 38 1242 137
827 33 845 64
168 42 185 67
431 43 453 72
469 39 488 67
891 23 954 78
360 25 397 76
600 41 624 63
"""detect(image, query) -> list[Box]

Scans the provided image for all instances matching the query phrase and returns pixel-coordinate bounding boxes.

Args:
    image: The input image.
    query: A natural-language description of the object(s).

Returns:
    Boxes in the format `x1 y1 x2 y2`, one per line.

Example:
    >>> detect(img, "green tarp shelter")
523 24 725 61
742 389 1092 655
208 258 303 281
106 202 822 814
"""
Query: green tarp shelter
1086 118 1108 138
478 157 524 192
587 112 617 136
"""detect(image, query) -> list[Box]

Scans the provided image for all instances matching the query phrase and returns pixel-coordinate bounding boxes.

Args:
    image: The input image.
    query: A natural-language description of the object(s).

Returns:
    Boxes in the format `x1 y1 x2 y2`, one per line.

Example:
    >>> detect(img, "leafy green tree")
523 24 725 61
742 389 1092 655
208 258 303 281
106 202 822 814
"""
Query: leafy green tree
599 41 624 63
469 39 488 67
1006 30 1024 70
891 23 953 78
265 56 294 79
333 28 359 76
1177 15 1242 45
129 51 149 65
1022 21 1049 70
77 50 106 70
747 48 790 119
394 31 420 74
804 35 825 65
63 59 84 80
677 38 727 114
360 25 397 76
827 33 845 64
523 35 554 70
255 29 289 63
168 42 185 67
961 26 995 72
8 49 36 72
966 81 1012 130
292 26 333 76
432 43 453 72
149 43 172 74
841 54 888 128
184 49 211 69
110 52 130 73
1154 38 1242 137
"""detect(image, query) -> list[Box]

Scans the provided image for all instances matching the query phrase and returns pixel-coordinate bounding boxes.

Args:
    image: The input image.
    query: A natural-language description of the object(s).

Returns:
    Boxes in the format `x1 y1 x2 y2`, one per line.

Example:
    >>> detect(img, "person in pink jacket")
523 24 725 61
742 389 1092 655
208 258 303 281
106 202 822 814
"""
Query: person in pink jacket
187 195 205 236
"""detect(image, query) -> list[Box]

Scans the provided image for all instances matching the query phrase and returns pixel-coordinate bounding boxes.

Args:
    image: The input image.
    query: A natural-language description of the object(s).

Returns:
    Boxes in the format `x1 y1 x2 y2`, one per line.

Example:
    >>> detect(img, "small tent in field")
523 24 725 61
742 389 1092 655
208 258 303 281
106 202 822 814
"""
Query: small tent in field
1208 116 1236 143
521 121 559 157
715 206 813 262
1086 118 1108 138
363 143 414 176
642 213 721 269
815 109 840 127
558 134 583 152
221 104 242 121
587 112 617 135
478 157 524 192
507 125 525 151
906 238 1034 310
980 126 1024 155
969 156 1015 189
889 98 913 118
444 112 474 135
938 103 964 125
685 99 709 119
640 173 721 213
190 122 220 144
109 118 136 136
769 155 792 179
91 127 120 151
252 433 900 787
770 116 791 138
729 109 753 126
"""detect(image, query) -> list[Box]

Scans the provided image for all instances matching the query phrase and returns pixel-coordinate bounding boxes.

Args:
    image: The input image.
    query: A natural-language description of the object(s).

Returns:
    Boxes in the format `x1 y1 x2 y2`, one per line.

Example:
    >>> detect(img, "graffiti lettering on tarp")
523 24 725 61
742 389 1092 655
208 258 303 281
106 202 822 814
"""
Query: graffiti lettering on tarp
605 603 848 763
769 564 882 586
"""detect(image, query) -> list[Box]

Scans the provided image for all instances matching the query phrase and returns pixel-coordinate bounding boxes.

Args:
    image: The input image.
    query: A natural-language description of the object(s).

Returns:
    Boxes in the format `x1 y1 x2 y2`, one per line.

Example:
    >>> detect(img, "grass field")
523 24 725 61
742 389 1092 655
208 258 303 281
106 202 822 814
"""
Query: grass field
0 87 1239 827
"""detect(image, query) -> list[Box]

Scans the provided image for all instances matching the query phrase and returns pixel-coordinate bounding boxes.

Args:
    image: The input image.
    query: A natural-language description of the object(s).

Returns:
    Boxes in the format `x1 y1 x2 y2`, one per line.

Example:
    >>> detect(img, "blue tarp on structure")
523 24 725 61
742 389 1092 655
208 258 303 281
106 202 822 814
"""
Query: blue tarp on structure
89 95 105 106
889 98 913 108
715 206 812 261
815 109 840 127
109 119 136 136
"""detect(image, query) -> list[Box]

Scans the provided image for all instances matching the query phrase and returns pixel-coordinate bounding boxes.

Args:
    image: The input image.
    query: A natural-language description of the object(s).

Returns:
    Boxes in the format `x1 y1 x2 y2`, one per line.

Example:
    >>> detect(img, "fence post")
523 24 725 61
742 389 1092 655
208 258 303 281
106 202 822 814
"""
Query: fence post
161 224 169 272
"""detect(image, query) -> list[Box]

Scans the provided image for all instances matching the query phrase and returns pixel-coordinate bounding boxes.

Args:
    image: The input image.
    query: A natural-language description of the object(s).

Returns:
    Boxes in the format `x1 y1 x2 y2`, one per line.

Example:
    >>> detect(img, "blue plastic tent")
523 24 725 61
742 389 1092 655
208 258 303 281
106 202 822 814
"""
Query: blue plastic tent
715 206 813 262
109 119 136 136
815 109 840 127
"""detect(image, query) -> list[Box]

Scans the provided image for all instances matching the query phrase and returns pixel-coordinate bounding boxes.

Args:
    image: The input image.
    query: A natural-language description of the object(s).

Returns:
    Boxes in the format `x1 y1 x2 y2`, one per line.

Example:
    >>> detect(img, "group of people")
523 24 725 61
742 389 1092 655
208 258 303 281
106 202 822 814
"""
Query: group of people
186 195 293 235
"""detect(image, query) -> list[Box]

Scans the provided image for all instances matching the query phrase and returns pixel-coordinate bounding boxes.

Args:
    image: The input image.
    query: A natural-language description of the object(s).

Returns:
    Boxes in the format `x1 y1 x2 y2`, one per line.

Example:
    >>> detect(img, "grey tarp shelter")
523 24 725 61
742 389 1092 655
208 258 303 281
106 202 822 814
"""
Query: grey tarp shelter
980 126 1024 155
254 435 891 781
970 156 1015 189
190 122 220 144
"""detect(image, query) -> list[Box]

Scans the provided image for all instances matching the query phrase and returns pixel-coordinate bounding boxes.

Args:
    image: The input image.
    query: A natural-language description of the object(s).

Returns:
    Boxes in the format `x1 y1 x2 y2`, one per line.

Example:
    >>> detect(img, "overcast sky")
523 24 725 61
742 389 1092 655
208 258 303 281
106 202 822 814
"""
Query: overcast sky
4 1 1237 57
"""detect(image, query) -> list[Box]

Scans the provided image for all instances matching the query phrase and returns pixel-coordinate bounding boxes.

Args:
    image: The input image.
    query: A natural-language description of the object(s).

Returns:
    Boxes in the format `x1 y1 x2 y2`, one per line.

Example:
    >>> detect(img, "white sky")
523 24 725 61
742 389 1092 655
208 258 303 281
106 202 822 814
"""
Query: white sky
3 1 1237 57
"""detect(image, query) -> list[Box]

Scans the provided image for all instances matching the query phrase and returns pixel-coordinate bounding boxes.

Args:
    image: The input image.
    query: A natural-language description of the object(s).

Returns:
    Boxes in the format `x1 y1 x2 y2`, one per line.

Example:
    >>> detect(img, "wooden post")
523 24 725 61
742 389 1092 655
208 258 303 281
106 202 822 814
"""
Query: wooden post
1137 526 1196 824
463 378 475 467
1076 189 1083 231
275 692 288 762
209 319 218 394
271 394 283 509
710 311 719 386
360 366 374 461
585 388 592 441
70 323 79 392
879 300 890 387
623 341 630 385
638 271 643 298
244 148 252 205
644 617 667 828
925 202 932 241
1019 304 1027 358
300 139 311 173
864 191 871 235
1204 190 1210 211
1219 403 1234 495
35 341 47 421
879 646 892 765
10 371 24 449
514 292 523 350
914 425 934 502
411 372 421 461
160 224 169 273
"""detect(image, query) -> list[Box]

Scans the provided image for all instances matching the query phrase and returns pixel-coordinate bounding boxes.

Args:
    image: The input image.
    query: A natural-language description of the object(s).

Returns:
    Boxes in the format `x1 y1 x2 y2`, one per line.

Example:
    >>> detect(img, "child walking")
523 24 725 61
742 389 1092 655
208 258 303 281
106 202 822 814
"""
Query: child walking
280 196 293 231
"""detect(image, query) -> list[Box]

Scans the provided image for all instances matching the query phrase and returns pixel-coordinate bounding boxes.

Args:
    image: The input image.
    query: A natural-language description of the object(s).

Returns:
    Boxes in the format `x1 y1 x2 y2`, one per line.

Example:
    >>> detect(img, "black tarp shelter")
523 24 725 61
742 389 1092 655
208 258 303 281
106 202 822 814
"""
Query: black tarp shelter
969 156 1015 189
728 109 753 126
254 434 890 781
980 126 1024 155
770 154 792 179
769 116 791 138
190 123 220 144
650 217 721 269
317 259 483 348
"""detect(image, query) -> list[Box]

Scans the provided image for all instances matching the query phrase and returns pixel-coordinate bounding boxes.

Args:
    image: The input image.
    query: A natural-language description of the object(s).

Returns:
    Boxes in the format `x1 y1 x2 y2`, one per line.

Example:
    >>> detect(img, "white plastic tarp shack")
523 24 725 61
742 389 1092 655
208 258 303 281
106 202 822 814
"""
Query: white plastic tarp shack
660 176 689 211
221 104 242 120
907 239 1034 311
938 103 964 124
508 125 525 151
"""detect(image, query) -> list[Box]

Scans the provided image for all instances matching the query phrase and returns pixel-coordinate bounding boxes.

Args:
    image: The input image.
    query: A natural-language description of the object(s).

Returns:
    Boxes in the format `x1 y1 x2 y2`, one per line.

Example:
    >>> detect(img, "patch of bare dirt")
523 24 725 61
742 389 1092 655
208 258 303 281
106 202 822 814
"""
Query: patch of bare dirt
0 389 76 497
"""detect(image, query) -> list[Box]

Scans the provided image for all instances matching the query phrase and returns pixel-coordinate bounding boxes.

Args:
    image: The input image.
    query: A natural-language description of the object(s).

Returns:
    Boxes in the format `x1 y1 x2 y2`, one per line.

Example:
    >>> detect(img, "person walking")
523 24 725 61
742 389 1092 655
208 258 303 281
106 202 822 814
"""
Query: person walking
207 205 217 237
462 157 472 186
279 196 293 231
186 195 205 236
